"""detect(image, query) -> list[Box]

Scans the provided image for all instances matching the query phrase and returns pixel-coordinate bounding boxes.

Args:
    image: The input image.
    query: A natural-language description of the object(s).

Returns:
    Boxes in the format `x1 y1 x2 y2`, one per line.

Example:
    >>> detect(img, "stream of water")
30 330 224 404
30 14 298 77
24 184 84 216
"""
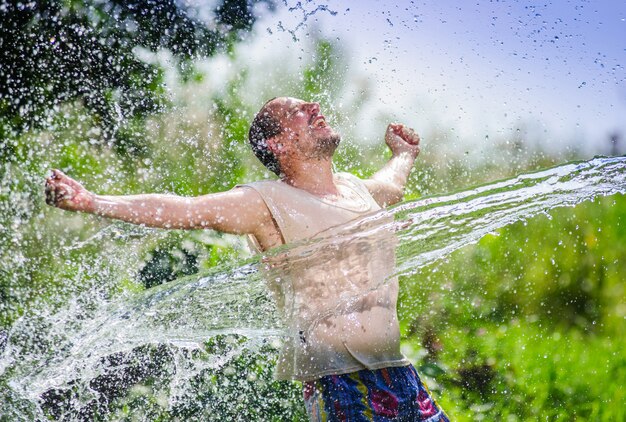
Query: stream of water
1 156 625 420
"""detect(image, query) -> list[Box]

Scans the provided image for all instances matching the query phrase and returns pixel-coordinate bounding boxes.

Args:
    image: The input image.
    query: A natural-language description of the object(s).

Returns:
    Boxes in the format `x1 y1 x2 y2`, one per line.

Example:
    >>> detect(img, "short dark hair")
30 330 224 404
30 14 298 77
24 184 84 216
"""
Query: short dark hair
248 99 282 176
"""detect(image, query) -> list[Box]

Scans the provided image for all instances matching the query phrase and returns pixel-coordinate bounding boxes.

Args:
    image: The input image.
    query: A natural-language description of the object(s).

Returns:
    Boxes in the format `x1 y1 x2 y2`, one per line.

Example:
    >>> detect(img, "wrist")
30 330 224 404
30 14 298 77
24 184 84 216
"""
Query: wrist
84 193 99 214
392 149 418 160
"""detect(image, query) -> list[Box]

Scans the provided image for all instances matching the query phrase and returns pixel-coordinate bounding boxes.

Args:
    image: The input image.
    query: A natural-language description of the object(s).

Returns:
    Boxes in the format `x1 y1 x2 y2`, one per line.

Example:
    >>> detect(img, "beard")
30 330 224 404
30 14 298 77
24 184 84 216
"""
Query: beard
314 132 341 158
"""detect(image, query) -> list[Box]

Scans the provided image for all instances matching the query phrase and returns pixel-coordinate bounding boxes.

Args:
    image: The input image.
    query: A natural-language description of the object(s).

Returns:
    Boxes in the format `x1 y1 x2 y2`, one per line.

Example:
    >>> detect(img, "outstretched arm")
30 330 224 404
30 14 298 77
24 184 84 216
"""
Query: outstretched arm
44 170 274 236
363 124 420 207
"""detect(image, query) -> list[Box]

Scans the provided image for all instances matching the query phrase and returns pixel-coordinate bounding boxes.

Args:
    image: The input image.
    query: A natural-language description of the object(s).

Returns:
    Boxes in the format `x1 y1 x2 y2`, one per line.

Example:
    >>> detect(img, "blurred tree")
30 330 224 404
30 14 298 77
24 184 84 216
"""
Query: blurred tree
0 0 270 157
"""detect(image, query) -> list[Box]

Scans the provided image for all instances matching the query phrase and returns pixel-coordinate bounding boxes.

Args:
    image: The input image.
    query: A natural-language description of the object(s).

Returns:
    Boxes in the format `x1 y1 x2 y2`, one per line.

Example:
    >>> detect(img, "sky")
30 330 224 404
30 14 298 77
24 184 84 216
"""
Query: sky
234 0 626 157
179 1 626 159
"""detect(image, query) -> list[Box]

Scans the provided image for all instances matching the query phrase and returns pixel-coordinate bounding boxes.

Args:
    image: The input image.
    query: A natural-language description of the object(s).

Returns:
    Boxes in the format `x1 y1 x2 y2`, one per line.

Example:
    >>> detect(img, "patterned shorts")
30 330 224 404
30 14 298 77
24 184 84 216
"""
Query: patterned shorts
303 364 450 422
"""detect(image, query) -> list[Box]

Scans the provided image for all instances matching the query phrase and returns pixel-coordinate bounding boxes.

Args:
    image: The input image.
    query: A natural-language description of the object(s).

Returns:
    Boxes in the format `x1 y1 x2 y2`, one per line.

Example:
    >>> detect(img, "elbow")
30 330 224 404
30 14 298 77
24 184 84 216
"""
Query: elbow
389 186 405 205
381 184 404 207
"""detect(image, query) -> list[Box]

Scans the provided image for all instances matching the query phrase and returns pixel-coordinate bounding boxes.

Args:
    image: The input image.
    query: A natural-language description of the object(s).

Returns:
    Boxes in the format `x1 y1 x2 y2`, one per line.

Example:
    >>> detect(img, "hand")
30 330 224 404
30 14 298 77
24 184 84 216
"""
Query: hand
45 169 95 212
385 123 420 158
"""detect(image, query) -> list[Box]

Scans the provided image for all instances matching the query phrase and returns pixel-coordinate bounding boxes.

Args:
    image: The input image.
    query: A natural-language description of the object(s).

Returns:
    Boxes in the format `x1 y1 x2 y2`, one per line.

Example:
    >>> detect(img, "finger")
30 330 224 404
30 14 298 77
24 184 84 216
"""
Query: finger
412 132 421 145
390 123 403 134
407 132 419 145
45 185 56 205
401 127 420 145
52 169 68 181
45 186 68 206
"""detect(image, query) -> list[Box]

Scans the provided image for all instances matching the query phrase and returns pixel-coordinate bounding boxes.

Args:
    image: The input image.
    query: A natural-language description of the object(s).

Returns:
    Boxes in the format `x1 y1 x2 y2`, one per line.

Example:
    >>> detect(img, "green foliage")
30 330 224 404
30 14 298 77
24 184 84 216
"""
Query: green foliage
428 322 626 421
40 337 307 421
398 195 626 420
0 0 265 142
301 40 343 103
1 26 624 420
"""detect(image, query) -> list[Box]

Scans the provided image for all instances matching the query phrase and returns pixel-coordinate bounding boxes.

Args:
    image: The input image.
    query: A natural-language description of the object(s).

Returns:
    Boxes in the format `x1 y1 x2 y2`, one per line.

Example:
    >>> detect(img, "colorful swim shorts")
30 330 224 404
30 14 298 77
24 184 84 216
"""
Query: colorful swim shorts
303 364 450 422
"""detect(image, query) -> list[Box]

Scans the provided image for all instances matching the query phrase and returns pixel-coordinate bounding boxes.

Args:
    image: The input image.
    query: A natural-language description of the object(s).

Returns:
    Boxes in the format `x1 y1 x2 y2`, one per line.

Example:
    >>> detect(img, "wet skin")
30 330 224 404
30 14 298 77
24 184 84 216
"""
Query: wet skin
45 96 420 251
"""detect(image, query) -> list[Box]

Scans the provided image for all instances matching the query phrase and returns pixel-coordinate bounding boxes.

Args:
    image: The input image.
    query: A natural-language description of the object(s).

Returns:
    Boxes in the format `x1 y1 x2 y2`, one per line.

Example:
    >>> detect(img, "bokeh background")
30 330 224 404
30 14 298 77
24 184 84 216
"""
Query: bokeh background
1 0 625 420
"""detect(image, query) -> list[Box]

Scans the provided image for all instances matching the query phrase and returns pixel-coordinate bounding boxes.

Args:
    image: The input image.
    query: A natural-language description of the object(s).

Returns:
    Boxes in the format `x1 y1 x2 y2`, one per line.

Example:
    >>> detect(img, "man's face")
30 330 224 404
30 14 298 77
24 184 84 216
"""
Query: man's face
267 97 341 159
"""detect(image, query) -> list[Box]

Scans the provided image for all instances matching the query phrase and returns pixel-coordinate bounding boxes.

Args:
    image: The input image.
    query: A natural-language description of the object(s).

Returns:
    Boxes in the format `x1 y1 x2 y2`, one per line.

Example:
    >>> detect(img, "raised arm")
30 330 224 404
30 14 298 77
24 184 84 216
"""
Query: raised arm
44 169 278 240
363 123 420 207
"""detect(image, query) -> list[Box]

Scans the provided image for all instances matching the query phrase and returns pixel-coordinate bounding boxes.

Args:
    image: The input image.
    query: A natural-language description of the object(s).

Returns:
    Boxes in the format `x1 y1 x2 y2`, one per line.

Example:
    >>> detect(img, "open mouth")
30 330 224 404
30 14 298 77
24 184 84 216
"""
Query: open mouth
310 115 328 129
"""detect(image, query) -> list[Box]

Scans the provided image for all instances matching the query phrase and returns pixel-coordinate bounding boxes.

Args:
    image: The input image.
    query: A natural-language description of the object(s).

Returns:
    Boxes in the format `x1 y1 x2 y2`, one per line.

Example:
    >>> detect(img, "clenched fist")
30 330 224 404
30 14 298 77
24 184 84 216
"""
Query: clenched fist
385 123 421 158
45 169 95 212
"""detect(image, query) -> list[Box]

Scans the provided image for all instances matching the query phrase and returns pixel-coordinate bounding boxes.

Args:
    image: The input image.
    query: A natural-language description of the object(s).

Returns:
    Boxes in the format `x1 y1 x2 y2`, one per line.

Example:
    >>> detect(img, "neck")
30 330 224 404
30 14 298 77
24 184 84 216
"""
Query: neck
280 158 338 196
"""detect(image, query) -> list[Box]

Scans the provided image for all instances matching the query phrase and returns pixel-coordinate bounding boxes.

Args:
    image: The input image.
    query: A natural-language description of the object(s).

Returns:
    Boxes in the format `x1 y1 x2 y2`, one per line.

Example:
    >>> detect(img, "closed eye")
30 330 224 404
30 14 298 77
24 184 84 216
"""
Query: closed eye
288 107 303 117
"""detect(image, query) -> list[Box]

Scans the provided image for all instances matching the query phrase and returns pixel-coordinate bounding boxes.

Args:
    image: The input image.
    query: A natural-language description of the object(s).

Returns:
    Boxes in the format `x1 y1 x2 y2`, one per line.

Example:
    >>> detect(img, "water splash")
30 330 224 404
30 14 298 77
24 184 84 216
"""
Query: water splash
273 1 339 41
1 156 625 419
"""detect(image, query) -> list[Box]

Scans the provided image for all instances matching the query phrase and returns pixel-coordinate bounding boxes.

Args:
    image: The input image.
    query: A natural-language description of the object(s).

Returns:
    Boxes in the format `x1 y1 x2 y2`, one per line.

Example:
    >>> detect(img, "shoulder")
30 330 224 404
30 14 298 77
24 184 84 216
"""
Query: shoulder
237 179 284 189
335 172 366 188
237 179 288 197
339 173 401 208
335 172 375 199
195 185 271 216
239 179 279 187
334 172 384 209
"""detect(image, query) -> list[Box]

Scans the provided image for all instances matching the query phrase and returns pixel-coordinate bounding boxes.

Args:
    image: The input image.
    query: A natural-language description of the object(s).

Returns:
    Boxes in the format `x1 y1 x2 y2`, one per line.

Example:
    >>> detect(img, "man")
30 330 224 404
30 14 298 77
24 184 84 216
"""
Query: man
45 97 449 421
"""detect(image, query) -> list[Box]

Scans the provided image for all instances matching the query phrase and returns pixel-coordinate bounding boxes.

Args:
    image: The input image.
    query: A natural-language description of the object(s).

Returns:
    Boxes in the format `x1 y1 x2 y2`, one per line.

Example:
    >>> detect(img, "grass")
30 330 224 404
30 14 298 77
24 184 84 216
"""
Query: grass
398 194 626 420
422 322 626 421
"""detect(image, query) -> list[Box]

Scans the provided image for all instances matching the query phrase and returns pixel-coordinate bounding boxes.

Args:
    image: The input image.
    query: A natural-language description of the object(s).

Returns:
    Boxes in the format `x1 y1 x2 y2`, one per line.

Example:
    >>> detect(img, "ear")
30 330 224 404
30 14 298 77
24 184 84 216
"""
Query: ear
266 136 284 156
